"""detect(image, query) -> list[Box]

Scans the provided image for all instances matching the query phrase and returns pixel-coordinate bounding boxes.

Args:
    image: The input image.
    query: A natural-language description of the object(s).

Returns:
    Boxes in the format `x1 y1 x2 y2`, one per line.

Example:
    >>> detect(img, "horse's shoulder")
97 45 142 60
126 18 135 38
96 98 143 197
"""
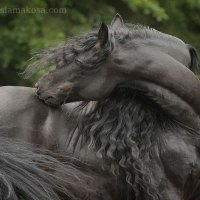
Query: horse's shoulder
160 132 197 160
157 131 200 187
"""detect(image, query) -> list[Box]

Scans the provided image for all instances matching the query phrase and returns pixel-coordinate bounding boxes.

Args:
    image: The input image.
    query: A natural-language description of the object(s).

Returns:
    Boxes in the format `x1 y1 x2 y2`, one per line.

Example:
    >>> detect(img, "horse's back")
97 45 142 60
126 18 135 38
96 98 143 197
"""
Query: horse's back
0 86 76 148
0 86 99 162
0 86 49 131
0 86 121 200
0 86 47 115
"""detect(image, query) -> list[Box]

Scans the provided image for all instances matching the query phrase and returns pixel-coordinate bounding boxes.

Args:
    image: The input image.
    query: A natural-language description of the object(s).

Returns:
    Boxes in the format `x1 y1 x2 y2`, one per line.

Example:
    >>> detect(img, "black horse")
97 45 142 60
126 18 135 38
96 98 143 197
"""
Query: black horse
0 14 200 200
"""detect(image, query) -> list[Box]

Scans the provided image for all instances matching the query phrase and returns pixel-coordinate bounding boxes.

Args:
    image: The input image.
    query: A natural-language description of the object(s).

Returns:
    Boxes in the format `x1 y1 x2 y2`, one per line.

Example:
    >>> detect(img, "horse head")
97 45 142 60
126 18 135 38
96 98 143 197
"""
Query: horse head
34 18 120 105
31 14 200 129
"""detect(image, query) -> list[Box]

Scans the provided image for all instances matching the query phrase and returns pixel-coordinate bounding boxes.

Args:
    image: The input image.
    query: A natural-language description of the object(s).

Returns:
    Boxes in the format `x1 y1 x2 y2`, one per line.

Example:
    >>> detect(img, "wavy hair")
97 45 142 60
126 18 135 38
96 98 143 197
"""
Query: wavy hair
75 89 166 200
75 87 200 200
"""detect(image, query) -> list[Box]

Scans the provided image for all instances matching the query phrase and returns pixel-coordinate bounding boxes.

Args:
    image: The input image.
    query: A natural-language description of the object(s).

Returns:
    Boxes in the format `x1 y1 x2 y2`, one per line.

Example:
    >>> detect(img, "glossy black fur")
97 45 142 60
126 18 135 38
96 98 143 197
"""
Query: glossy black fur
0 86 199 200
0 87 122 200
0 14 200 200
79 88 200 200
0 136 102 200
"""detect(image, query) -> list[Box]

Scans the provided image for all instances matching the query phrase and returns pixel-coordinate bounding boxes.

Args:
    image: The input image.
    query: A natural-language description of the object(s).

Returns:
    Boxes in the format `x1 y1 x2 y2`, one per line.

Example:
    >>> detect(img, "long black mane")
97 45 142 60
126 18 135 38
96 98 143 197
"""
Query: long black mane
22 23 199 79
77 89 165 200
0 136 103 200
69 88 199 200
187 44 199 73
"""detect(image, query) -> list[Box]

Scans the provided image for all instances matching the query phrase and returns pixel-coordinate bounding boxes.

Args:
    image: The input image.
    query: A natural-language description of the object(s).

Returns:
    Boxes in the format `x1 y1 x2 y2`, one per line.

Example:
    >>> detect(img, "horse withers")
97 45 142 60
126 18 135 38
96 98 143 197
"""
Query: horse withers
0 14 200 200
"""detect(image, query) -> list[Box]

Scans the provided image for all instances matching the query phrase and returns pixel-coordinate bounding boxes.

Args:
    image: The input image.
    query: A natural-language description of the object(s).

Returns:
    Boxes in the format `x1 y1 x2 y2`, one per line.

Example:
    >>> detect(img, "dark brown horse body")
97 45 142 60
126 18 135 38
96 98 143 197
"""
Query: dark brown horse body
0 14 200 200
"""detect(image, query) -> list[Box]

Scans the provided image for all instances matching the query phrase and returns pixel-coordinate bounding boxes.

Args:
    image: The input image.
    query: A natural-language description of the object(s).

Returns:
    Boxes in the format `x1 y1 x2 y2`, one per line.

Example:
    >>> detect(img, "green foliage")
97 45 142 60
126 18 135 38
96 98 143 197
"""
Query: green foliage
0 0 199 86
122 0 168 21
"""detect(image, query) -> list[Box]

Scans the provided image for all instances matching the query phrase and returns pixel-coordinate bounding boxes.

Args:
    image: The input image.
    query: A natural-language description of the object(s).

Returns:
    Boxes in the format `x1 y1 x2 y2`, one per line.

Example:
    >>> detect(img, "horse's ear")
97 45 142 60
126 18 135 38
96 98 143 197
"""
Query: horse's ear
98 22 109 47
111 13 126 32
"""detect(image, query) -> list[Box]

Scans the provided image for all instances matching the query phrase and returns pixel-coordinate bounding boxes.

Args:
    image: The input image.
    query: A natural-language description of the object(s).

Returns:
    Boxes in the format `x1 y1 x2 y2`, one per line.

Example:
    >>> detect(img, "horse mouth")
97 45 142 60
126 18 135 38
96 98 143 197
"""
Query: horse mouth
35 87 77 106
36 92 64 107
43 96 61 106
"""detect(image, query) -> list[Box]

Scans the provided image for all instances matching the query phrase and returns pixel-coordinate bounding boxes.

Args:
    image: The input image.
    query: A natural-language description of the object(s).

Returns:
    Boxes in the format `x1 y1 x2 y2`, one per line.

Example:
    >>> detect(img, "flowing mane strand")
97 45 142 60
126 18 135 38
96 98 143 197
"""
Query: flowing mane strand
22 22 194 79
76 89 166 200
22 32 111 79
187 44 199 73
72 88 200 200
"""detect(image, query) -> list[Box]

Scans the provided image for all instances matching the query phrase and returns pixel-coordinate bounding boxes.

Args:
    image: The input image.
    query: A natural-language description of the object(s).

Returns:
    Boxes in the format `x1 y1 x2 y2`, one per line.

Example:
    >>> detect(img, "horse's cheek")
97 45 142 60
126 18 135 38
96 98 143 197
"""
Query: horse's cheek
78 78 110 99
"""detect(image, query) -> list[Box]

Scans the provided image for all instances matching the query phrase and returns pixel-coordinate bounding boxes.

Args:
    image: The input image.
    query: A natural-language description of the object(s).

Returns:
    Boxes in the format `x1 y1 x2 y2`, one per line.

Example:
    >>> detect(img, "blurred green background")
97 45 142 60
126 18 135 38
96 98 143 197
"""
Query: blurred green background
0 0 199 86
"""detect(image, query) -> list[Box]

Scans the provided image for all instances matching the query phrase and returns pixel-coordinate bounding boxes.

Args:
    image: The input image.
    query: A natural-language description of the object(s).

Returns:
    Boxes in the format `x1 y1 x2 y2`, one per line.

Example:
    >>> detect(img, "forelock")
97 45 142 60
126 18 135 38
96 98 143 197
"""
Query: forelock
22 32 99 79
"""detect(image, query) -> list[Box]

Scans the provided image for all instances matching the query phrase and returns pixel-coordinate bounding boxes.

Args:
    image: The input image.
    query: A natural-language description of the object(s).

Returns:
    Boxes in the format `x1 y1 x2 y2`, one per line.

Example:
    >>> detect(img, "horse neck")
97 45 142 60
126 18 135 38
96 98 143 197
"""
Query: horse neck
142 38 191 68
115 43 200 131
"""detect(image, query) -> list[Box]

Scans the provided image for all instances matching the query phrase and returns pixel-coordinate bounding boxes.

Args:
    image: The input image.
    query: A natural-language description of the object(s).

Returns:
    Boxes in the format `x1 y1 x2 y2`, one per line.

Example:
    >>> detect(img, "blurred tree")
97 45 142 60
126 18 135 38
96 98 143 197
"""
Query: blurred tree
0 0 199 85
